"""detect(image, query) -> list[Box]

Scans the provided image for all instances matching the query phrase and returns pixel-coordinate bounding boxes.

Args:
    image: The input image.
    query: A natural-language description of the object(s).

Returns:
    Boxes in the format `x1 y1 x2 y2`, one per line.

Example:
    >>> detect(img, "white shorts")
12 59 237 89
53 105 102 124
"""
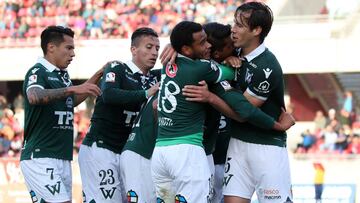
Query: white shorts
151 144 211 203
223 138 293 203
213 164 225 203
20 158 72 202
78 143 124 203
120 150 156 203
207 154 215 202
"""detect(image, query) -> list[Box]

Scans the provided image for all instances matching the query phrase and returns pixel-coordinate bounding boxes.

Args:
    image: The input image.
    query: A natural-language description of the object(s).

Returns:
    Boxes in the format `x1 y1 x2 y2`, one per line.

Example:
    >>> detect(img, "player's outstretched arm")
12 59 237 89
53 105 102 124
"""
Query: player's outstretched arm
182 81 243 122
27 83 101 106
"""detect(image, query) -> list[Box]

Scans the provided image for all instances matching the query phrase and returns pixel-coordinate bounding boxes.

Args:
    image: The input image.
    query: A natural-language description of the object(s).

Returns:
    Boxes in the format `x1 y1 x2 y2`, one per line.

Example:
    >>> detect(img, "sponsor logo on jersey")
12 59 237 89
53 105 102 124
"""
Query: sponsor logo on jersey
165 63 177 78
263 68 273 79
48 77 60 81
175 194 187 203
127 190 138 203
105 72 116 82
66 97 73 108
258 188 282 200
127 133 135 141
28 75 37 85
220 81 232 91
245 68 253 84
158 117 173 126
257 80 270 92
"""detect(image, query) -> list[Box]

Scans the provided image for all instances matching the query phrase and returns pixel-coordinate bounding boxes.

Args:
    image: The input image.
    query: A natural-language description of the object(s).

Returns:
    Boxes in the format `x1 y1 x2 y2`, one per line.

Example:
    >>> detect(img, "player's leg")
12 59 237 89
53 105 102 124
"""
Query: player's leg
151 146 175 203
213 164 225 203
20 158 72 203
78 143 123 203
249 143 293 203
171 144 212 203
223 138 254 203
120 150 156 203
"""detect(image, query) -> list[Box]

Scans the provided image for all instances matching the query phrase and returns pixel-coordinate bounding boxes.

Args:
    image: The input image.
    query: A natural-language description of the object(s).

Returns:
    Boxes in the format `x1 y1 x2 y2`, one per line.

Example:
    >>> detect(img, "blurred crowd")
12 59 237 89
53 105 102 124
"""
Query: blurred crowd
295 91 360 155
0 0 266 43
0 94 93 157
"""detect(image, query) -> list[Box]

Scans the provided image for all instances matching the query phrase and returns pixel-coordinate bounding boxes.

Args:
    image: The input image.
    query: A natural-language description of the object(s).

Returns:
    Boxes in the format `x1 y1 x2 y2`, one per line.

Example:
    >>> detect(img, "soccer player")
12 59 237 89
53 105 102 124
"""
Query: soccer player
78 27 160 202
223 2 294 203
120 93 158 202
151 21 236 203
20 26 102 203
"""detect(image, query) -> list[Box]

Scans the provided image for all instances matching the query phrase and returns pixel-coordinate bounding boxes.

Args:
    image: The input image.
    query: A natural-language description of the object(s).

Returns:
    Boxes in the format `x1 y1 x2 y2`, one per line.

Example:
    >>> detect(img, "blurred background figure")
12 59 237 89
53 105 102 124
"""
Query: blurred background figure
313 162 325 203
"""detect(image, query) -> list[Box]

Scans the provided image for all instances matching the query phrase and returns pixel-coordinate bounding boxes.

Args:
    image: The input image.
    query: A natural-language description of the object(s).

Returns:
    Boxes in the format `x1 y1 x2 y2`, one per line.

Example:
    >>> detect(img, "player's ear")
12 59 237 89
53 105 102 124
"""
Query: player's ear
47 42 56 54
130 45 137 56
252 26 262 37
181 45 192 56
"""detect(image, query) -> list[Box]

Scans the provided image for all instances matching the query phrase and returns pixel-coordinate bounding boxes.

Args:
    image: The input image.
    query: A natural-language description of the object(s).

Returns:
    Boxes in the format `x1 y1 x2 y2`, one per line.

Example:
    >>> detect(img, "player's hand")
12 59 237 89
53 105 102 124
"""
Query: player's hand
160 44 177 66
182 80 211 102
278 108 296 131
223 56 242 68
69 83 101 97
147 82 160 98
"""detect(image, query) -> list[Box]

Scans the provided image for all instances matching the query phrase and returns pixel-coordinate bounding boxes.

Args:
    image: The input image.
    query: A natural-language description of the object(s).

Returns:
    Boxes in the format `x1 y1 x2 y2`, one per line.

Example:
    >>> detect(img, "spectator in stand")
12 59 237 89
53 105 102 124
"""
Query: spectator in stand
320 125 338 151
346 135 360 154
314 110 327 132
296 129 315 153
339 91 353 126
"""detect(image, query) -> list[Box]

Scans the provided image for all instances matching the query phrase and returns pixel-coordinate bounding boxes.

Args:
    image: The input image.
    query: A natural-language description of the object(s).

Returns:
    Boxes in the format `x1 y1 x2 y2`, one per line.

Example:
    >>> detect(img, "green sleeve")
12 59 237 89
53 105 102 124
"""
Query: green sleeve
101 63 147 105
218 64 235 82
212 83 275 129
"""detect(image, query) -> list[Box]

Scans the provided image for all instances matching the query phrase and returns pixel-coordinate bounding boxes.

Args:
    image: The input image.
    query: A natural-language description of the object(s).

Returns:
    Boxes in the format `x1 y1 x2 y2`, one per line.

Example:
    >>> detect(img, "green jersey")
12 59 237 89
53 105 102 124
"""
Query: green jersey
213 115 231 165
82 61 160 154
233 45 287 147
21 57 75 161
156 55 232 147
122 93 158 159
203 104 220 155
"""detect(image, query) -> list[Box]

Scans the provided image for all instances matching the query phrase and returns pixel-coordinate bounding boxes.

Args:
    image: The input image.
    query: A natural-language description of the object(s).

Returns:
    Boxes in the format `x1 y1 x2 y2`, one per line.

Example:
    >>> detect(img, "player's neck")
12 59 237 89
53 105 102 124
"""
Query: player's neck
44 55 59 69
240 40 261 57
132 60 149 75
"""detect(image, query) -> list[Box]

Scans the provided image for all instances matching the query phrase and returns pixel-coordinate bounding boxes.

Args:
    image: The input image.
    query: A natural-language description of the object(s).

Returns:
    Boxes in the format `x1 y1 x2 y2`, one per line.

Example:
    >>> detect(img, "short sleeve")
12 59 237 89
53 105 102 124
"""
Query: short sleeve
25 67 47 92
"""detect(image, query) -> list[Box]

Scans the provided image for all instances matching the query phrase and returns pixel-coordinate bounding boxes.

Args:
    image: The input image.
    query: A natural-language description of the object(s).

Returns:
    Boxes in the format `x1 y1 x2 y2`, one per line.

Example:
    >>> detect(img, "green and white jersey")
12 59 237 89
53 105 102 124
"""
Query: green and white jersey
233 44 287 147
82 61 160 154
122 93 158 159
156 55 230 147
21 57 74 161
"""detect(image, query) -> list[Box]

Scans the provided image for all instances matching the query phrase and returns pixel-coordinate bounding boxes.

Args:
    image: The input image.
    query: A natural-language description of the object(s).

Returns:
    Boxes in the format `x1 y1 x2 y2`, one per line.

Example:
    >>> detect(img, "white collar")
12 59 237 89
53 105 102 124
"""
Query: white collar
37 57 65 72
125 60 143 74
177 53 194 61
241 43 266 62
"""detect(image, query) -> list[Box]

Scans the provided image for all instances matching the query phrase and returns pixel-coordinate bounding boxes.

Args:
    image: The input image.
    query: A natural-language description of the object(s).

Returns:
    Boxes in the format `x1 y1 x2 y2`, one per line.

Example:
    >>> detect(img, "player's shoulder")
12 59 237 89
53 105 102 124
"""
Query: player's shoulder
104 60 127 71
25 63 46 76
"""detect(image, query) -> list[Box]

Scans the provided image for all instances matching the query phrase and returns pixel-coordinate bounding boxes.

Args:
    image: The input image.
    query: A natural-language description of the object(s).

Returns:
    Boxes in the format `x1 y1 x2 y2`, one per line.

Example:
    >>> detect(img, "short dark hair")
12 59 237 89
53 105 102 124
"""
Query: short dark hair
40 26 74 55
170 21 203 54
203 22 231 54
235 2 273 43
131 27 158 46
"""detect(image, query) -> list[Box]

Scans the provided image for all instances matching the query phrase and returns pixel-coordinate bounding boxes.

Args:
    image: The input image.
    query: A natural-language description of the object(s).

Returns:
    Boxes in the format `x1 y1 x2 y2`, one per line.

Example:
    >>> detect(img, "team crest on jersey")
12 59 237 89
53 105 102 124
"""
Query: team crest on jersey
245 68 253 84
105 72 116 82
210 61 219 71
165 63 177 78
127 190 138 203
66 97 73 108
257 80 270 92
29 190 38 203
28 74 37 85
175 194 187 203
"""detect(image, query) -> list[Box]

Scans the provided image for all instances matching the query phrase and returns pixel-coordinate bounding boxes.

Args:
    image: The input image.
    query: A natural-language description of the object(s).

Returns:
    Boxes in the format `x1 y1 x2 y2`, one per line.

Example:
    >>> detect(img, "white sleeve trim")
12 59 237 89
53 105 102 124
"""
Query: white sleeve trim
26 85 44 93
215 67 223 83
246 88 267 101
